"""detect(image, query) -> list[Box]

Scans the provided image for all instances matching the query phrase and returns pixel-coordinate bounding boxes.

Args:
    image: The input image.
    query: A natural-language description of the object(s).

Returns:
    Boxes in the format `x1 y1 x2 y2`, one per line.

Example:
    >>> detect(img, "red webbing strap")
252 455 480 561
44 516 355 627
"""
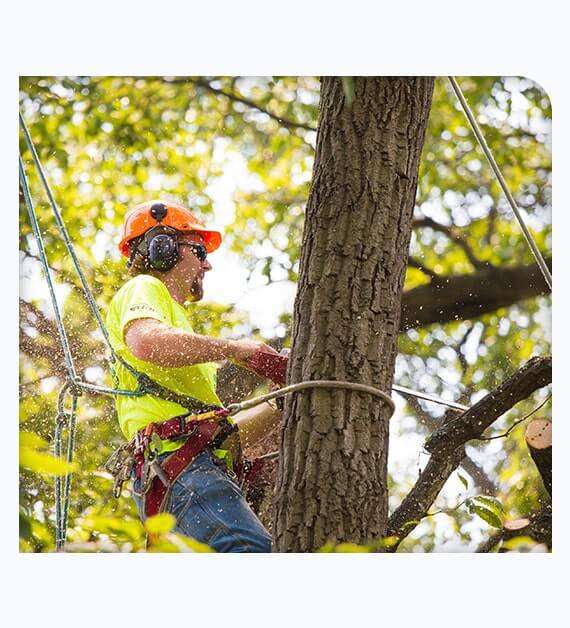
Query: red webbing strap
240 457 271 515
152 414 189 440
242 457 267 486
144 421 221 518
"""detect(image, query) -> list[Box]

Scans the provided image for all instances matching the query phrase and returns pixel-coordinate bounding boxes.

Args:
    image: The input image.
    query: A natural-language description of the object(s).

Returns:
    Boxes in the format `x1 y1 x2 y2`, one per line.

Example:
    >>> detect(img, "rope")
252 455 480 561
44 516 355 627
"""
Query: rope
392 383 468 412
448 77 552 291
60 393 78 550
19 113 123 362
52 383 80 551
226 379 396 416
19 156 78 379
19 112 150 389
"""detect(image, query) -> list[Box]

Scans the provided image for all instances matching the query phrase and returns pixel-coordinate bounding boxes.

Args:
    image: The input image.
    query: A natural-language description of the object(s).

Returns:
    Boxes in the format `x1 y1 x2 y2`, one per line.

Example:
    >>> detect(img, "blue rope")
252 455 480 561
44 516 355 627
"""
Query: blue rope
19 156 77 379
19 113 120 360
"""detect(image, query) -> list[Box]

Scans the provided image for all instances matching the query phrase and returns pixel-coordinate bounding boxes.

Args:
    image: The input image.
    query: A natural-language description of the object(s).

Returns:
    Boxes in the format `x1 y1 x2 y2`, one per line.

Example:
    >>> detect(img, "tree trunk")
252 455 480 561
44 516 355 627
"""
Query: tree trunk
273 77 434 552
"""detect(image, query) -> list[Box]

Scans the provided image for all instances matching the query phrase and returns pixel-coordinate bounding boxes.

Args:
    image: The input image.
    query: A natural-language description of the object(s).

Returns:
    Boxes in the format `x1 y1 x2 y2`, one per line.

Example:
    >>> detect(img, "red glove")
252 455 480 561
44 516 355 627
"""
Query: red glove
244 348 289 385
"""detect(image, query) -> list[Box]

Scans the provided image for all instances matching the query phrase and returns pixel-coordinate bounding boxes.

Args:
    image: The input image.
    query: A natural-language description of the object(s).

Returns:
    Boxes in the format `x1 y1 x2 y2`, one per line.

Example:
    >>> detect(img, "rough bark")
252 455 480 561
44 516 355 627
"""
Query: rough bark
273 77 435 551
387 356 552 548
525 419 552 497
400 258 551 331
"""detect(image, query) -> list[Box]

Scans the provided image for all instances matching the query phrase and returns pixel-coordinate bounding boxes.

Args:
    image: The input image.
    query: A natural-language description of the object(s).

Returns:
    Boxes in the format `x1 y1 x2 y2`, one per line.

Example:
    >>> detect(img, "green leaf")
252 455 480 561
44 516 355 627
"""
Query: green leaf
19 432 49 449
373 536 399 550
342 77 355 107
334 542 371 553
502 536 536 552
473 495 505 514
399 520 421 535
466 496 504 529
20 448 77 476
458 473 469 490
471 504 503 528
145 513 176 535
317 541 335 553
19 513 32 540
81 514 145 541
166 532 214 553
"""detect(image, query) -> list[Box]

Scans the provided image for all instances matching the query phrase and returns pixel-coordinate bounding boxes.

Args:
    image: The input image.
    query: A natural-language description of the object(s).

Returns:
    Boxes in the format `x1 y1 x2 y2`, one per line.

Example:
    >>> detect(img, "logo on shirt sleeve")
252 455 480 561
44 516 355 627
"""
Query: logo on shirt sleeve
128 303 158 313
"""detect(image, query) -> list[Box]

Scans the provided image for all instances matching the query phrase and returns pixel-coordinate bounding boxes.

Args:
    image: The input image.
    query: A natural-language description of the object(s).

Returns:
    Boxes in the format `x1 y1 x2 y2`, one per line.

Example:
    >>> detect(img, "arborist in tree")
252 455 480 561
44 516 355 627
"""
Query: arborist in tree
105 199 283 552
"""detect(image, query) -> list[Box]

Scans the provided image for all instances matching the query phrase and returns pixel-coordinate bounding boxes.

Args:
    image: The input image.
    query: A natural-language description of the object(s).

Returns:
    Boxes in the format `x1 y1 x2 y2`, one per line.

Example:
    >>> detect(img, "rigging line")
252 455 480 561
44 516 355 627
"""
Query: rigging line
59 393 78 552
72 379 147 397
226 379 467 415
392 383 469 412
226 380 397 416
19 112 121 362
19 156 77 380
19 112 147 385
53 419 64 550
448 77 552 291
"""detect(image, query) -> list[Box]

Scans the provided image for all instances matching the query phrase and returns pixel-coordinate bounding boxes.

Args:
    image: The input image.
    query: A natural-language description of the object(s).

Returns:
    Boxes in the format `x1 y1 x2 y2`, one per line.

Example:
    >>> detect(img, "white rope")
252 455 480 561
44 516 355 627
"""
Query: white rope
448 76 552 291
227 379 396 416
392 383 469 412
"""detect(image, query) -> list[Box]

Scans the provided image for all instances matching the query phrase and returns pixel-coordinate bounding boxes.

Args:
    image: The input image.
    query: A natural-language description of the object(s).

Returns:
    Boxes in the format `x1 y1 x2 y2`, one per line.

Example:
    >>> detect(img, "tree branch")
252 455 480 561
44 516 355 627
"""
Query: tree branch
424 356 552 456
408 256 439 280
169 77 317 133
386 356 552 548
405 397 497 495
400 258 551 331
413 216 490 271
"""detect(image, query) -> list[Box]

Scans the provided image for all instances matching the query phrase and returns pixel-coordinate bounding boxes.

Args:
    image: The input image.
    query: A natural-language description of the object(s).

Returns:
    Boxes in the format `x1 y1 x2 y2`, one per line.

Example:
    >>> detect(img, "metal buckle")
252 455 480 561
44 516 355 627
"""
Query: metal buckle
149 459 170 487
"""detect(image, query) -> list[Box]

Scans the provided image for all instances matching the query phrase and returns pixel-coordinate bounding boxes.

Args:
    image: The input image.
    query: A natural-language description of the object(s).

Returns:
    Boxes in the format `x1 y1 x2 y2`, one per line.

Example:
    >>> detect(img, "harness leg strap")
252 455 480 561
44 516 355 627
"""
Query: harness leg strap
143 420 221 518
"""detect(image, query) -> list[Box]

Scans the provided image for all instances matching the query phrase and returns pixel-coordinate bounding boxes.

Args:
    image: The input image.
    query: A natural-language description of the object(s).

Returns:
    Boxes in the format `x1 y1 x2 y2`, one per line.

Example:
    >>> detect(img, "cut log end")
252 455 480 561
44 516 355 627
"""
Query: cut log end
504 518 530 531
525 419 552 451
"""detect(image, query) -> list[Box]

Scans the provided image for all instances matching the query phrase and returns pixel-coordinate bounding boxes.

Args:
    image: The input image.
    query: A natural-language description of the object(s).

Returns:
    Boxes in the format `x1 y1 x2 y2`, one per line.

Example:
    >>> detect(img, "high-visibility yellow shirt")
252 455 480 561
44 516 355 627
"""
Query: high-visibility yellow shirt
106 274 223 451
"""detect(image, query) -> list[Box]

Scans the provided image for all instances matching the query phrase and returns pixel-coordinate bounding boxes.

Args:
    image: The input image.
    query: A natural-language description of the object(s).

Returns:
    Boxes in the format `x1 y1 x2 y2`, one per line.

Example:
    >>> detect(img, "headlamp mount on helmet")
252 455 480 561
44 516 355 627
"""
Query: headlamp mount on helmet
149 202 168 222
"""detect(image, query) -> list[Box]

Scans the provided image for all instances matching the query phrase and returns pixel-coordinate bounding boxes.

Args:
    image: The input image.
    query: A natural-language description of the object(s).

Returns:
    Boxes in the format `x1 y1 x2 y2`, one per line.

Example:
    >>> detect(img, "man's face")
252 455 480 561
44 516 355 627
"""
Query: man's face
174 232 212 302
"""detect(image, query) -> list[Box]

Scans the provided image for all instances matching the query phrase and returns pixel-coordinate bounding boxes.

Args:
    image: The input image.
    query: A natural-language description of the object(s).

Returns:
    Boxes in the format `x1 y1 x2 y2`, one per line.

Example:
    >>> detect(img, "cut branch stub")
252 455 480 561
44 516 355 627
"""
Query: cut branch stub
504 518 531 531
525 418 552 497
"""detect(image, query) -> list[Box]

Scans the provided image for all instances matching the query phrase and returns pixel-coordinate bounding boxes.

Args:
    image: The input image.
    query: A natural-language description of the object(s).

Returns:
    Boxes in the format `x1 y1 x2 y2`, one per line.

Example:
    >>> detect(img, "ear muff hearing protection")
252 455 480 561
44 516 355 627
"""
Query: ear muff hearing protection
147 231 180 271
128 226 181 272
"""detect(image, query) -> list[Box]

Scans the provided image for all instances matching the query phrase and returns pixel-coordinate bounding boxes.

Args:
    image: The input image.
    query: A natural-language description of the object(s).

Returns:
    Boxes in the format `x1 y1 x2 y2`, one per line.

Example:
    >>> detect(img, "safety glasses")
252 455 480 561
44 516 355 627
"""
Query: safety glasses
179 242 208 262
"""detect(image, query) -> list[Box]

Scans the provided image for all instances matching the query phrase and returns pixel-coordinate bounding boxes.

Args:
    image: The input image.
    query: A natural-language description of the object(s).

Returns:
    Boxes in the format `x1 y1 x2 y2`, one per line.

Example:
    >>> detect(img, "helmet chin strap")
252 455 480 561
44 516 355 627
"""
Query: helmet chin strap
127 242 149 271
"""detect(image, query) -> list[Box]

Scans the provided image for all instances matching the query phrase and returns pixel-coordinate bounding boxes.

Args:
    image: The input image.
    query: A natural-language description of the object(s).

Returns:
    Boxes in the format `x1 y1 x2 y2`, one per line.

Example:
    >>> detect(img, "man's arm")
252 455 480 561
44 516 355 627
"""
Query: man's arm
124 318 276 367
233 402 282 450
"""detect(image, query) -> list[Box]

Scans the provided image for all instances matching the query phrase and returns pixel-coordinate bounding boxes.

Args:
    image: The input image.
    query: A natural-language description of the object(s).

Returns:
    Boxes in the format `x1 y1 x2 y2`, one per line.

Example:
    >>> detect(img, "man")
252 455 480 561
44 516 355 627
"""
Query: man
106 199 281 552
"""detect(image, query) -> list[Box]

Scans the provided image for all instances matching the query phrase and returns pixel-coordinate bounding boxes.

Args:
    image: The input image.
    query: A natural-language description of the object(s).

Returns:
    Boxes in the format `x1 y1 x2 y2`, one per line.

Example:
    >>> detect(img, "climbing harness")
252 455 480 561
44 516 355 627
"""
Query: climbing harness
19 76 550 550
107 377 396 519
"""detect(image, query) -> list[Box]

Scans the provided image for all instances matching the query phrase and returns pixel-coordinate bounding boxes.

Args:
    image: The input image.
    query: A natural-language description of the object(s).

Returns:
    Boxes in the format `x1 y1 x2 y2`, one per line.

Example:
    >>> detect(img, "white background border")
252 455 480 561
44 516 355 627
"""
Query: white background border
5 1 566 626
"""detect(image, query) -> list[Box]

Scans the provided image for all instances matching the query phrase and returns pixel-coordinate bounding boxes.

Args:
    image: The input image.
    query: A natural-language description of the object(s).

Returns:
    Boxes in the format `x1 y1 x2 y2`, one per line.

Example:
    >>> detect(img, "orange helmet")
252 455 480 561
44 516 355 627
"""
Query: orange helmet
118 199 222 258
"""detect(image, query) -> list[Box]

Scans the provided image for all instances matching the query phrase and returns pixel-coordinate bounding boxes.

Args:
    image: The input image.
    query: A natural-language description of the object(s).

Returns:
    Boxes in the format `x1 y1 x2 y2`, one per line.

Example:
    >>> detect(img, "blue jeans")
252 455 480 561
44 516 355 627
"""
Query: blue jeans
132 450 272 552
